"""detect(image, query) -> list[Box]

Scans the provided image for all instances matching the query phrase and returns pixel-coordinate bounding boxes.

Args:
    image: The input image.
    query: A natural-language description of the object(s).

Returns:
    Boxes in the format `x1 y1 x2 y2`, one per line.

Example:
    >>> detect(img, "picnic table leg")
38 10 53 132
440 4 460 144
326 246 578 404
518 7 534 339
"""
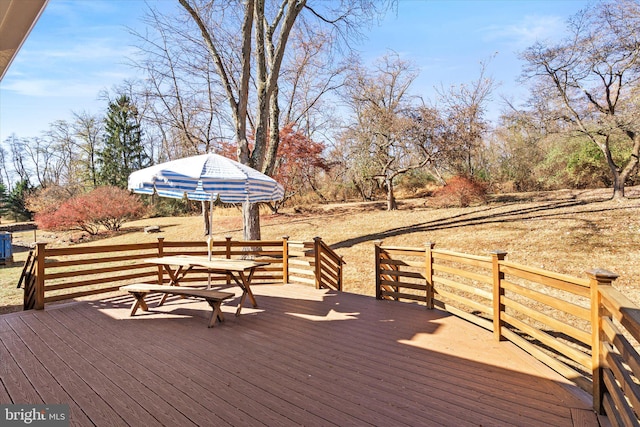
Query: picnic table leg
206 299 225 327
158 265 193 306
231 272 257 316
130 292 149 316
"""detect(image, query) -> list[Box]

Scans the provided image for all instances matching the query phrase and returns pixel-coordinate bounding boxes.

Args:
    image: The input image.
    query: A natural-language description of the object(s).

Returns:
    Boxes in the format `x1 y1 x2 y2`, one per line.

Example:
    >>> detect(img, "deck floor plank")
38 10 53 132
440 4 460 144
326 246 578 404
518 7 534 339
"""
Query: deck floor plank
1 316 123 426
50 304 258 427
170 302 499 426
228 292 574 426
91 302 427 427
241 290 581 425
73 305 371 427
0 319 45 405
0 318 93 426
67 303 327 427
1 283 600 427
275 285 590 406
6 313 156 426
22 311 200 427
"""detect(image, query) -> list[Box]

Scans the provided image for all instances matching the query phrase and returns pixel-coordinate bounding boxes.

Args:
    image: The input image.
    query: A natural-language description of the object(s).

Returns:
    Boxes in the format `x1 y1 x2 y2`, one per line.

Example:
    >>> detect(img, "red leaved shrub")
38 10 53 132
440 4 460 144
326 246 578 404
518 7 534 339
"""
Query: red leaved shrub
35 186 144 234
431 176 487 208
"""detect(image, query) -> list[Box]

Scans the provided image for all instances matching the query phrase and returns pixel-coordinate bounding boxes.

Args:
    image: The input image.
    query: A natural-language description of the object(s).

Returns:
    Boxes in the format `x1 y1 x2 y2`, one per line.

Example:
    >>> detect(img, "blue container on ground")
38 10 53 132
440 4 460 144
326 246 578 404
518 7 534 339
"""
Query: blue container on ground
0 232 12 263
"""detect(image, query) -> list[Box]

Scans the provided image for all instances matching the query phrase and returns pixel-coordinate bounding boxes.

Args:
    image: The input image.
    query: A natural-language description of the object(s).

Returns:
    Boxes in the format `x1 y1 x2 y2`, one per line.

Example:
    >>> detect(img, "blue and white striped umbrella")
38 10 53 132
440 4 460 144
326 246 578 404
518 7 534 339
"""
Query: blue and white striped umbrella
127 153 284 203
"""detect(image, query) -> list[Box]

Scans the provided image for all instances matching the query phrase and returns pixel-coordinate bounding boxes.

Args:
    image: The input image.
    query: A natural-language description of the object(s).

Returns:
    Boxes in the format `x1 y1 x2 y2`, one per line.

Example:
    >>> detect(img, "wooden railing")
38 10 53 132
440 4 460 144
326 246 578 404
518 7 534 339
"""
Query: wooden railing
285 237 343 291
374 241 640 423
22 236 344 310
593 273 640 426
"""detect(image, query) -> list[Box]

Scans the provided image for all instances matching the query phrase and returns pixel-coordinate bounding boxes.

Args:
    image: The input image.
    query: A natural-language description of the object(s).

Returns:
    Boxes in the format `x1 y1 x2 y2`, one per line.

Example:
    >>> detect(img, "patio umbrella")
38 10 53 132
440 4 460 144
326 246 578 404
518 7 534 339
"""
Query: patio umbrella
128 153 284 283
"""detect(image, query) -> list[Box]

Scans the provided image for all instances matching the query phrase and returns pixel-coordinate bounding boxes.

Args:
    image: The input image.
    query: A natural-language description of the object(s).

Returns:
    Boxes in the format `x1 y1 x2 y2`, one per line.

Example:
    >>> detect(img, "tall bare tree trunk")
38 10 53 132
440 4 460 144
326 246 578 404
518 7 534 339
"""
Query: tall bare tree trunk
243 202 261 240
612 175 625 199
386 178 397 211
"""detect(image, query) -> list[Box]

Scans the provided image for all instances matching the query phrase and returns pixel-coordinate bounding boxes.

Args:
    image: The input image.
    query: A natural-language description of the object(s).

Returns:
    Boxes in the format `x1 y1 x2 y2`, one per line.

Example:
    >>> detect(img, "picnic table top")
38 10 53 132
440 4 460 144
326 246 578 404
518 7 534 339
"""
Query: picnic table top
144 255 269 271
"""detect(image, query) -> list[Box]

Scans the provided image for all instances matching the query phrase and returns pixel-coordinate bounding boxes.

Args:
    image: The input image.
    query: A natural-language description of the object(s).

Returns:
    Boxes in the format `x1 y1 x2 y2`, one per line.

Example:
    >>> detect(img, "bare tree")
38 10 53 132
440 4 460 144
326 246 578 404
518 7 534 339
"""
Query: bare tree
437 59 495 178
131 8 229 158
172 0 384 239
9 135 60 188
72 111 103 189
521 0 640 198
46 120 79 189
341 53 440 210
0 143 13 190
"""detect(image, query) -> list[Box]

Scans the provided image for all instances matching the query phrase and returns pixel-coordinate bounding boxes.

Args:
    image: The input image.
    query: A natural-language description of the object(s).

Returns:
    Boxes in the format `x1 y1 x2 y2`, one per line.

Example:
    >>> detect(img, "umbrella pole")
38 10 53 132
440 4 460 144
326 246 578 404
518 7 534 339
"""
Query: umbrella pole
207 197 213 289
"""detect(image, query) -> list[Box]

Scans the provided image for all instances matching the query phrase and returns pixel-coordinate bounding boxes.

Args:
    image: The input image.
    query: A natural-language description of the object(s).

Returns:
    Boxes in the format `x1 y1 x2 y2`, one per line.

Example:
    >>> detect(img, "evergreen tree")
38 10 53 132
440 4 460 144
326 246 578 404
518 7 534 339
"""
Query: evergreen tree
6 180 33 221
0 182 8 222
98 95 149 188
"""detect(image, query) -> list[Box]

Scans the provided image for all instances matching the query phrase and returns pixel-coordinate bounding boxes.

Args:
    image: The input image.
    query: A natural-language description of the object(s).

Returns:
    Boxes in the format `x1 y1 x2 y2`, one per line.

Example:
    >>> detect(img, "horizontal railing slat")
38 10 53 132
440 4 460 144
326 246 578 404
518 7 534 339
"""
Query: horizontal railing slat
379 258 423 268
602 367 638 427
501 312 591 369
501 296 591 346
45 252 156 268
45 271 157 291
602 318 640 388
599 286 640 341
380 269 424 280
432 250 492 268
44 263 152 281
603 342 640 414
380 279 425 290
432 275 492 301
433 299 493 331
433 263 493 285
380 246 426 255
501 280 591 321
45 242 159 256
380 290 426 302
500 264 590 297
435 288 492 316
44 285 124 303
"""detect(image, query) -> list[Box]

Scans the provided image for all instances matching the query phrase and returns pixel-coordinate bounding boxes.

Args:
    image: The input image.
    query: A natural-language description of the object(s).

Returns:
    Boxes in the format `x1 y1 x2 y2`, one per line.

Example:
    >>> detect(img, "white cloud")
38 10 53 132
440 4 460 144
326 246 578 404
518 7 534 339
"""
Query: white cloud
16 35 138 65
4 78 111 98
482 15 567 48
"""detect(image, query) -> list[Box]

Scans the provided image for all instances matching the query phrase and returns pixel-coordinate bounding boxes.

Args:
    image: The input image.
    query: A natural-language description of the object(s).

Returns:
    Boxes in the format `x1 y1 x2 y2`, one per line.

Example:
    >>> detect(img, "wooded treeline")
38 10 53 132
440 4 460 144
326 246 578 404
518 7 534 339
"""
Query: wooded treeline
1 0 639 227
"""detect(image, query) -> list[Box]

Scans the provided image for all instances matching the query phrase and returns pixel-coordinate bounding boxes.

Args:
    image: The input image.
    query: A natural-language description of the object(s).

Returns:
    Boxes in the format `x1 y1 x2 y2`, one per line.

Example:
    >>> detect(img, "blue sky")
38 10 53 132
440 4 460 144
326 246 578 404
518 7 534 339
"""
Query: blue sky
0 0 591 143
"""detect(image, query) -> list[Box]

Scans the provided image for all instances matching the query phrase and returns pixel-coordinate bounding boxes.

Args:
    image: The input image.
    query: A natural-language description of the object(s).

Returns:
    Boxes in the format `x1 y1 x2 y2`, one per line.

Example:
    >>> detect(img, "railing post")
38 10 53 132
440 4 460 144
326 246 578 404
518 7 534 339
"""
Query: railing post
313 237 321 289
425 242 435 309
587 268 619 415
35 242 46 310
374 240 383 300
282 236 289 284
225 236 232 259
491 250 507 341
338 256 344 292
157 237 164 285
225 236 232 285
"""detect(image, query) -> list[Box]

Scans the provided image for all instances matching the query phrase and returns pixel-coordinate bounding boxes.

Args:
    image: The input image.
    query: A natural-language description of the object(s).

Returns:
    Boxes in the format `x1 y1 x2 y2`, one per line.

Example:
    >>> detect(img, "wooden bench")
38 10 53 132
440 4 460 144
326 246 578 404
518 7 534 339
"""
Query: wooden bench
120 284 235 328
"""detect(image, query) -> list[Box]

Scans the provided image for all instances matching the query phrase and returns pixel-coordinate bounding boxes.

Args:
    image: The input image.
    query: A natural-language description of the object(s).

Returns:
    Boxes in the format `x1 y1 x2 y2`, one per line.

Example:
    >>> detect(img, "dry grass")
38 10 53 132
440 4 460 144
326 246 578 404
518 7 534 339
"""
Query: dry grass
1 186 639 314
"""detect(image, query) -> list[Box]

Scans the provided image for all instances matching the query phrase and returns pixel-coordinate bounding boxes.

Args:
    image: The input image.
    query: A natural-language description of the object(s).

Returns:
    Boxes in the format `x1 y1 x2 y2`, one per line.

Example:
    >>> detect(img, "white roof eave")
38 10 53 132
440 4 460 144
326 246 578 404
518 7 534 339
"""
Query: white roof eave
0 0 49 82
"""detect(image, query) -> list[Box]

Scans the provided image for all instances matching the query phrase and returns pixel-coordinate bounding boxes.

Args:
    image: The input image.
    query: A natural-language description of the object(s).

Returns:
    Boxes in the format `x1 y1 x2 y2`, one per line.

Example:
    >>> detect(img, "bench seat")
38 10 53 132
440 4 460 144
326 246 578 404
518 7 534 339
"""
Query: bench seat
120 283 235 327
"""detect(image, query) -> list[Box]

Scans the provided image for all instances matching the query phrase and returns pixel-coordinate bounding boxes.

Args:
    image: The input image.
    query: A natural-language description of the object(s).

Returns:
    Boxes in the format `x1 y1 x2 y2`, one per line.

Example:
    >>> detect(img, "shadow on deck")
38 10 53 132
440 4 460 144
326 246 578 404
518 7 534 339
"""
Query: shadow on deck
0 283 603 426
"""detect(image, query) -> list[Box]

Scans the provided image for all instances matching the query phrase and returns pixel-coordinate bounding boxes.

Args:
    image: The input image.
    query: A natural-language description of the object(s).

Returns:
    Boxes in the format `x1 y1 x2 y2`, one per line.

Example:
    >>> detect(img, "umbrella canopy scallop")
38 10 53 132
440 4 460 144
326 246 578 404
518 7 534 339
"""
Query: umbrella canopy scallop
128 153 284 203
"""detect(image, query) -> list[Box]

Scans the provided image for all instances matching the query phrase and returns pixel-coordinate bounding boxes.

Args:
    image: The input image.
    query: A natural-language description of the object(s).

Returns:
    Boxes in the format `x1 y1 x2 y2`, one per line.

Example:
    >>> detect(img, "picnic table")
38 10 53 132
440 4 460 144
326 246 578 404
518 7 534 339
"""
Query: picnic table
144 255 268 316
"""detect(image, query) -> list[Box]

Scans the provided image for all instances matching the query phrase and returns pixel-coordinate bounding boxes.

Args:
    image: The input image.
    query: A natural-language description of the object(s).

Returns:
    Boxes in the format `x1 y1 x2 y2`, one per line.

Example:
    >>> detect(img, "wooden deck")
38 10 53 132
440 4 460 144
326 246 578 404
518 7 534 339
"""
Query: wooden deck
0 283 602 426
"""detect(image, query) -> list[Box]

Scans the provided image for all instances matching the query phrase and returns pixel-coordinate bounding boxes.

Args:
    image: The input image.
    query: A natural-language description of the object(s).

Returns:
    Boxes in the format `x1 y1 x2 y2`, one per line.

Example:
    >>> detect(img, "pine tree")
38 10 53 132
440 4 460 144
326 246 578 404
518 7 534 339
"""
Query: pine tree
0 182 8 223
6 180 33 221
98 95 149 188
